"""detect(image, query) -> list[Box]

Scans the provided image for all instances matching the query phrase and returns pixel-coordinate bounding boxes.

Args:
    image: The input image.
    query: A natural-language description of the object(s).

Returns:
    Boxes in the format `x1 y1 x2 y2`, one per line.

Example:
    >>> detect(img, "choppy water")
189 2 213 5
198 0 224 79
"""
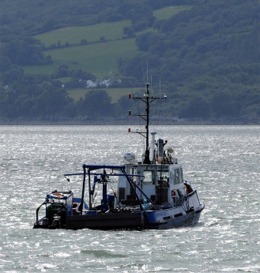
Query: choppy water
0 125 259 273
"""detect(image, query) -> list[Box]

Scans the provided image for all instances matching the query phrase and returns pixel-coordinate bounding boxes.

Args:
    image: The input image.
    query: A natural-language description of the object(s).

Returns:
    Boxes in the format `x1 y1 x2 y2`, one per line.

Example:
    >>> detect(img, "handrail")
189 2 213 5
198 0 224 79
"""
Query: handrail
35 202 46 224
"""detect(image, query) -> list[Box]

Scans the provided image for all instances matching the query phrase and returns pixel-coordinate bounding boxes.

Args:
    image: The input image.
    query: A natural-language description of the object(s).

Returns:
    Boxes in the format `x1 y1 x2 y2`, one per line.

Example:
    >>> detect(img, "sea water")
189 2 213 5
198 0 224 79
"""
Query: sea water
0 125 259 273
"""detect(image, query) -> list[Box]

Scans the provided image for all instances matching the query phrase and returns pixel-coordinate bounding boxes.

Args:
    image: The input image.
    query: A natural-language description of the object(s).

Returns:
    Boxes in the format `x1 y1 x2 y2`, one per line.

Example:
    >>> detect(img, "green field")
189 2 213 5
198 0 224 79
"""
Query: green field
49 38 137 78
27 20 136 77
35 20 131 47
35 6 189 48
25 5 190 79
24 38 138 78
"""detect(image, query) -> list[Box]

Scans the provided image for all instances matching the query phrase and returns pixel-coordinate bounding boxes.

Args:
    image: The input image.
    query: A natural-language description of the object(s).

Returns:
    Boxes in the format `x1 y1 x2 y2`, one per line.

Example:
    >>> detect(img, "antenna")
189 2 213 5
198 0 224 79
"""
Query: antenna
128 83 167 164
146 61 149 84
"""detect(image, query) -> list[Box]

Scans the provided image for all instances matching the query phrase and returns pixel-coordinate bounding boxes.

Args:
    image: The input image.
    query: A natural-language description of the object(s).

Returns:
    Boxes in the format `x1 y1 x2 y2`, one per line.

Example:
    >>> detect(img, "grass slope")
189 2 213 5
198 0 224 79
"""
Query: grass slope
28 5 190 78
49 38 137 78
24 38 138 78
35 20 131 47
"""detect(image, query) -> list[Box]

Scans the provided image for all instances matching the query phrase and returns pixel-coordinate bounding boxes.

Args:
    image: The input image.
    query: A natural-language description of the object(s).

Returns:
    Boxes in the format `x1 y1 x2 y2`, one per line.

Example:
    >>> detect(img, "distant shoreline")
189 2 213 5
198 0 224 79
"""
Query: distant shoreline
0 118 259 126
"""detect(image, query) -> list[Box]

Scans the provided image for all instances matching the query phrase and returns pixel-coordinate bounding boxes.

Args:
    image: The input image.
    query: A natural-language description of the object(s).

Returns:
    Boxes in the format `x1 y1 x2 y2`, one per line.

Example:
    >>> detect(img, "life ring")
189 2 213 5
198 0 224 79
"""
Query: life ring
184 183 193 194
52 192 64 199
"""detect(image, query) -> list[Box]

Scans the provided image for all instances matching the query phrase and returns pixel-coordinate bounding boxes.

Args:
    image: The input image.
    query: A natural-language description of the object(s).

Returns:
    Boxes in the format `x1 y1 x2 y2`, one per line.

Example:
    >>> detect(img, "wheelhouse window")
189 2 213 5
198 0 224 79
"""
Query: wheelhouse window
170 168 183 184
174 168 183 184
143 171 154 183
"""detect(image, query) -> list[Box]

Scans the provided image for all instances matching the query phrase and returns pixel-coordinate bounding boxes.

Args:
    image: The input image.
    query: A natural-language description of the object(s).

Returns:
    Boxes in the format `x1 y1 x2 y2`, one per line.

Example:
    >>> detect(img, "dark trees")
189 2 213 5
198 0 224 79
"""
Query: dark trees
77 90 114 119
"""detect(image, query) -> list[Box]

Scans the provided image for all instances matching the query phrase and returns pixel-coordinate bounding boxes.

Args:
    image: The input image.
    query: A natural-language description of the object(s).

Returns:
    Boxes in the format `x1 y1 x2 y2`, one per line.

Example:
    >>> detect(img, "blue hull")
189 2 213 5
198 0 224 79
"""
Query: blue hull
145 207 203 229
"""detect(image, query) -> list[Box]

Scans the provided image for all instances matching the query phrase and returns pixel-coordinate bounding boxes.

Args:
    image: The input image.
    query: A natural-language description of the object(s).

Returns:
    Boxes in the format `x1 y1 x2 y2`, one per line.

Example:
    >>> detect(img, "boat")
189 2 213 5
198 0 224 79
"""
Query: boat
33 83 204 230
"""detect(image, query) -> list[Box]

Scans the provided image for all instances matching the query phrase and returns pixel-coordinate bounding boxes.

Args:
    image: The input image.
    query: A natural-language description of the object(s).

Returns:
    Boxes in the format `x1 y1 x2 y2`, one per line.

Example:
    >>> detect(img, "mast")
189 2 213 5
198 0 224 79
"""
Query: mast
129 83 167 164
144 83 150 164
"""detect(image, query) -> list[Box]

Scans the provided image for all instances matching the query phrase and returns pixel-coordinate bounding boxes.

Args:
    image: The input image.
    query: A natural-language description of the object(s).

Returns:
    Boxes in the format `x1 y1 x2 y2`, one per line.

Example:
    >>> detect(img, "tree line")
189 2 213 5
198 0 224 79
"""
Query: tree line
0 74 132 122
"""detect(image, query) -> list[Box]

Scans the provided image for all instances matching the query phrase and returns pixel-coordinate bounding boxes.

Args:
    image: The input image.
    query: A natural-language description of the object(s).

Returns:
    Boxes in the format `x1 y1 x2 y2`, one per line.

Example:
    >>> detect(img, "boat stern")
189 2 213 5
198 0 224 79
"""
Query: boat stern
33 190 74 229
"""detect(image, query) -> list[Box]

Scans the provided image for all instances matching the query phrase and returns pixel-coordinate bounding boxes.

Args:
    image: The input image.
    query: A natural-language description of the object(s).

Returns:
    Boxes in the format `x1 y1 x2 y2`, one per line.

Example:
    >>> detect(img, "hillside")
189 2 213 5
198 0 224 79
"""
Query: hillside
0 0 259 123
